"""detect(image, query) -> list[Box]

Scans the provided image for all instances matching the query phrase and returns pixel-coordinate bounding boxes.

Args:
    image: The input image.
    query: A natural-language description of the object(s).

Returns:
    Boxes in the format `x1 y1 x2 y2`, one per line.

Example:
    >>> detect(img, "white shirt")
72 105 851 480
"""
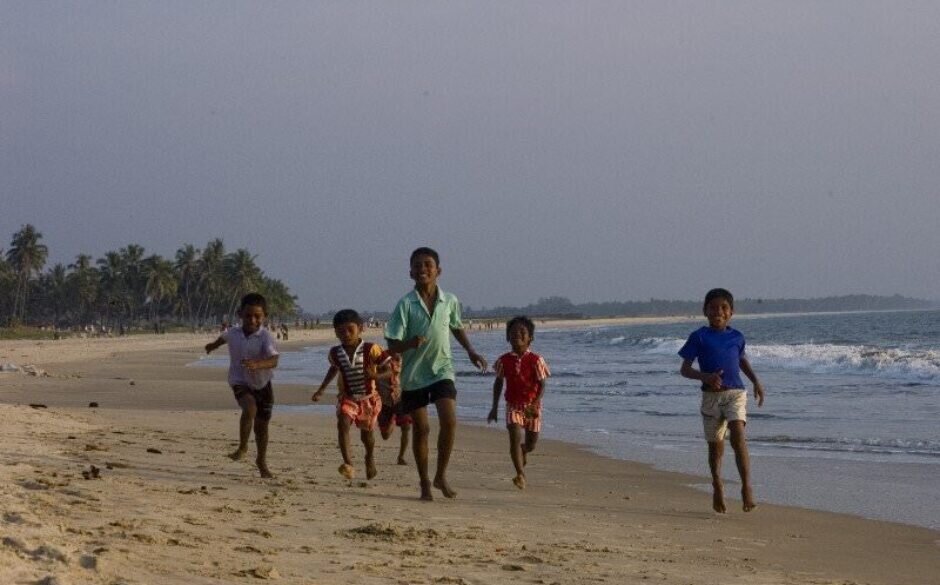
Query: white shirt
222 327 279 389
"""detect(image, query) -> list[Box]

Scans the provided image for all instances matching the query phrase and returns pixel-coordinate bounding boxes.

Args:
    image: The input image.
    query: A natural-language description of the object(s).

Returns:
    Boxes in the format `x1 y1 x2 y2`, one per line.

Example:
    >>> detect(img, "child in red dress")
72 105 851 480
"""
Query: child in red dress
488 316 550 489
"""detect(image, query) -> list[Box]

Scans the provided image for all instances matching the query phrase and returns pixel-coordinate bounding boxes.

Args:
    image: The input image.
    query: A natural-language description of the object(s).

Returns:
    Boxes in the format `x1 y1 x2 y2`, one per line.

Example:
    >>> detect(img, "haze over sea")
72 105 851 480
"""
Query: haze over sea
200 309 940 529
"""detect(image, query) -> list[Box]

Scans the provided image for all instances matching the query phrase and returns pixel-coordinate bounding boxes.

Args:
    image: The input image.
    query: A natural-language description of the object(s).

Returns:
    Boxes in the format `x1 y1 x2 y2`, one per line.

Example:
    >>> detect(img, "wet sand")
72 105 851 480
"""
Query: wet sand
1 330 938 584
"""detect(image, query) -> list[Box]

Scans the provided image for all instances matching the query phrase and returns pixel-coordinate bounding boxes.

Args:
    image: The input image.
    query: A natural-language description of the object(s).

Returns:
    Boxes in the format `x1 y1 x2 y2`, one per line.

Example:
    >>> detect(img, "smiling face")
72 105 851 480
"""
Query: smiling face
334 321 362 347
239 304 266 335
507 321 533 354
704 297 734 330
409 253 441 288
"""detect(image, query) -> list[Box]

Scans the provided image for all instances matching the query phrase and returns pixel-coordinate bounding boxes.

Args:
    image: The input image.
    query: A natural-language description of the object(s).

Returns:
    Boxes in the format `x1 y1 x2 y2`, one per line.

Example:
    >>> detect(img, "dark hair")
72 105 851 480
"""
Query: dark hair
332 309 363 328
506 315 536 340
409 246 440 267
239 292 267 314
703 288 734 311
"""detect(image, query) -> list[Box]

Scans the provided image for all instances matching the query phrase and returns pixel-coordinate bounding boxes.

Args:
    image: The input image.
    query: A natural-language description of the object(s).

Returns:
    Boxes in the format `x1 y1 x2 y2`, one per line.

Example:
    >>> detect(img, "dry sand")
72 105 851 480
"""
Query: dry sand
1 329 938 584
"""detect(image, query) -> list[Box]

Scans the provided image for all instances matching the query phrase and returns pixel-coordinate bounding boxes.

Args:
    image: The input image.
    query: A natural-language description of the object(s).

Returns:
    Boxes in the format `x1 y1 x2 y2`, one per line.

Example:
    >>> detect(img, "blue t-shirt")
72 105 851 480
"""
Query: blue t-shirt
678 326 746 390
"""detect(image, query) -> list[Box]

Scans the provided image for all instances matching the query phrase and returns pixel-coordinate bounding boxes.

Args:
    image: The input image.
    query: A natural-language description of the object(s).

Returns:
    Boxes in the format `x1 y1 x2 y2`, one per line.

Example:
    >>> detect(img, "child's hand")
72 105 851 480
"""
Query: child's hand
753 382 765 407
311 388 325 402
702 369 723 390
487 407 498 423
241 358 257 372
204 343 214 354
409 336 426 349
524 401 540 418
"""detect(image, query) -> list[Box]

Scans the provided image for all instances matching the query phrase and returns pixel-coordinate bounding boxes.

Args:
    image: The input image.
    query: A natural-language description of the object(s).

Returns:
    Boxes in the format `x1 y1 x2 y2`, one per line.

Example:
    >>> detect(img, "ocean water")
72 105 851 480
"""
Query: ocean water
197 310 940 530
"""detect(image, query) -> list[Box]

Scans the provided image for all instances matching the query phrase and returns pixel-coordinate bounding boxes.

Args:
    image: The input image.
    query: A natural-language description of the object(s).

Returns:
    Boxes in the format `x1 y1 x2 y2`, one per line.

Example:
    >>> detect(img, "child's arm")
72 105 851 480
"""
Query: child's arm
739 357 765 406
242 355 279 372
451 327 487 372
680 359 723 390
386 336 426 355
311 366 338 401
205 337 226 354
488 376 504 423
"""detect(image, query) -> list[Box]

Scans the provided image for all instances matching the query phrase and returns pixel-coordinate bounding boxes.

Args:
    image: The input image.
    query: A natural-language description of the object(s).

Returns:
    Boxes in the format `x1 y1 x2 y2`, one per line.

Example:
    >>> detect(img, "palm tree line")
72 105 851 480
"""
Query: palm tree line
0 224 298 329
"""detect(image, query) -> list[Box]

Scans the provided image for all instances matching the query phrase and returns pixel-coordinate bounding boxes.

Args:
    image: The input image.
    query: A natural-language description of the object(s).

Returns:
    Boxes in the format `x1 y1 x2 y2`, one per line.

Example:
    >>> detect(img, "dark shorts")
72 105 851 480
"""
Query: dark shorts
231 382 274 422
398 379 457 414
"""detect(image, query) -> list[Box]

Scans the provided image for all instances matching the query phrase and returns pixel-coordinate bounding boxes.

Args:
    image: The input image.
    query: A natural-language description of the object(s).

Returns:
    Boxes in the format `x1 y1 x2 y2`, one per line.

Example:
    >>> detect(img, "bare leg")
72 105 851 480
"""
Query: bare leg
362 428 377 479
410 407 433 500
523 430 539 467
432 397 457 498
254 418 273 478
229 394 256 460
337 416 354 479
508 424 525 489
398 425 410 465
708 440 726 513
729 421 756 512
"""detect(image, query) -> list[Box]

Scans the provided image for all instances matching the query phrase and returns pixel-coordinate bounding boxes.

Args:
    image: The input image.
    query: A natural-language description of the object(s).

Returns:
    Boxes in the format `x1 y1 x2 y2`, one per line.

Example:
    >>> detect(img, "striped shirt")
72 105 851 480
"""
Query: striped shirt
329 341 388 400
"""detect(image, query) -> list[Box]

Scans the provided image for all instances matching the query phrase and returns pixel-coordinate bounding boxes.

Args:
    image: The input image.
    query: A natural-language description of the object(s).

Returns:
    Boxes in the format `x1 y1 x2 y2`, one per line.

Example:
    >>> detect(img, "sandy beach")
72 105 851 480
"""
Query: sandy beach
2 329 938 584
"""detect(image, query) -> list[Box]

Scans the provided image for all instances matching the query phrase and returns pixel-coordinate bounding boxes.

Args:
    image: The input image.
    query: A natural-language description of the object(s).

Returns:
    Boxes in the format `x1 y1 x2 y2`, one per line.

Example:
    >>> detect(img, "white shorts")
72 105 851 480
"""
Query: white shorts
700 389 747 442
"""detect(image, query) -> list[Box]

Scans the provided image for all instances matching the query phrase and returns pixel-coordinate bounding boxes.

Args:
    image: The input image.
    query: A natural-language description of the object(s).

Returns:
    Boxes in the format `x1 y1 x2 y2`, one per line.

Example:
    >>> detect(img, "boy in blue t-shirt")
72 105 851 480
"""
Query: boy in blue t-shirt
679 288 765 513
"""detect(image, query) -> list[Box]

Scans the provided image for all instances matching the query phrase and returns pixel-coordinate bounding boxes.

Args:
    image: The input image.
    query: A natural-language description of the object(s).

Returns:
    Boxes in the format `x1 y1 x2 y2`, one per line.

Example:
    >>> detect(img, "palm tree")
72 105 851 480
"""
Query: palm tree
68 254 98 326
6 224 49 324
224 249 262 318
97 250 127 327
174 244 200 325
198 239 226 324
0 249 15 321
259 277 298 319
43 263 69 326
120 244 146 322
143 255 178 324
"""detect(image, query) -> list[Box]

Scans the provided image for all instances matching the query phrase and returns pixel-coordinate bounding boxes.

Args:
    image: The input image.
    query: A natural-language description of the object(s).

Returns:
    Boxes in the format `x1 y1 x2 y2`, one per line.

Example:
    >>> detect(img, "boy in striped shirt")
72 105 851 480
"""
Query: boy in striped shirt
488 316 551 490
313 309 392 481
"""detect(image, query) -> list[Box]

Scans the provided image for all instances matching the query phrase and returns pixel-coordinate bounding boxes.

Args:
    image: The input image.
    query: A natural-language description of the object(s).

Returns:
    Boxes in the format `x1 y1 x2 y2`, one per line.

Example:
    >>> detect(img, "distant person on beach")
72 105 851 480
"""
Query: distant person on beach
376 351 412 465
384 247 488 500
204 292 279 478
678 288 765 513
312 309 392 480
487 316 551 489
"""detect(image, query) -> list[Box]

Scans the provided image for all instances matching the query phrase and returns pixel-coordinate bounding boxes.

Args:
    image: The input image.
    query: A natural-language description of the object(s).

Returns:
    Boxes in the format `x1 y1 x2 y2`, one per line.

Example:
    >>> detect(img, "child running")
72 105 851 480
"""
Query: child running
204 292 279 478
678 288 766 513
312 309 391 480
376 352 413 465
488 316 551 489
385 246 487 500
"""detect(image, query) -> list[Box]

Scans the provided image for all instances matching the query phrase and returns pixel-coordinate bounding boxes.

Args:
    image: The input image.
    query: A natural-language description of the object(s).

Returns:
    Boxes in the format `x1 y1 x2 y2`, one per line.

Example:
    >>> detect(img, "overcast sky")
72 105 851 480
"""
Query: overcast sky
2 2 939 312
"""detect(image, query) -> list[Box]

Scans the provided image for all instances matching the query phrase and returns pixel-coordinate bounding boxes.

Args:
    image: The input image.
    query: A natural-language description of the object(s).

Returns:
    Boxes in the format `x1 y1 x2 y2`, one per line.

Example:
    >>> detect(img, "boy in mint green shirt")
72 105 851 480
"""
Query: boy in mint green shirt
385 247 487 501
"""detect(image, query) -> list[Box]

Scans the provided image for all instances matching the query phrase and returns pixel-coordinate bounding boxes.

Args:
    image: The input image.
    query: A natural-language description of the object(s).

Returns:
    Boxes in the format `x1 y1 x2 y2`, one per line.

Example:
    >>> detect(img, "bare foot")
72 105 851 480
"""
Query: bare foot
433 477 457 498
742 486 757 512
419 479 434 501
228 448 247 461
512 474 526 490
366 458 377 480
338 463 354 479
257 460 274 479
712 483 727 514
397 457 408 466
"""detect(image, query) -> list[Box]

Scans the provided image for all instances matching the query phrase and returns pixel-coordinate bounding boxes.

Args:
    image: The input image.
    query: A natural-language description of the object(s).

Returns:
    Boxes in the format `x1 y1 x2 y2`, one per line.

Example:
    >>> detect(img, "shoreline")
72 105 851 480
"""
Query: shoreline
1 327 939 583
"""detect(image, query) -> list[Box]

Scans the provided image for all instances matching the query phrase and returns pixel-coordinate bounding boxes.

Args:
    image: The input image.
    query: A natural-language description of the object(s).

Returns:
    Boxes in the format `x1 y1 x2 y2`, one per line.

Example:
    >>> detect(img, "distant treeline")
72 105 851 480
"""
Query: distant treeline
0 224 299 329
462 294 938 320
312 293 938 323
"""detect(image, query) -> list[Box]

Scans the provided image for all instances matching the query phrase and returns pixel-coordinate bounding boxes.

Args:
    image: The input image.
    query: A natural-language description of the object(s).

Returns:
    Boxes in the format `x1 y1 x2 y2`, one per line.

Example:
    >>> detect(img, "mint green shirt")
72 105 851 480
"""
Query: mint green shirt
384 288 464 392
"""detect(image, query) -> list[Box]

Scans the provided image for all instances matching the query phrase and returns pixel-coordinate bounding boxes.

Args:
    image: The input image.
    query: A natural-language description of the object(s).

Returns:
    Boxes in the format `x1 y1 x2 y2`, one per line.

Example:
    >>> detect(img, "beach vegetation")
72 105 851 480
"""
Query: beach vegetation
0 226 299 333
